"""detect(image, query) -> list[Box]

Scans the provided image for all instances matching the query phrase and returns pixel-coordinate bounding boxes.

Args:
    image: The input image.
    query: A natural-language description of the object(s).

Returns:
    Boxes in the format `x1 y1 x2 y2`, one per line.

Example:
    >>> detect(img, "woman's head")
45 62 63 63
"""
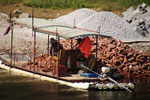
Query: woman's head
50 38 57 44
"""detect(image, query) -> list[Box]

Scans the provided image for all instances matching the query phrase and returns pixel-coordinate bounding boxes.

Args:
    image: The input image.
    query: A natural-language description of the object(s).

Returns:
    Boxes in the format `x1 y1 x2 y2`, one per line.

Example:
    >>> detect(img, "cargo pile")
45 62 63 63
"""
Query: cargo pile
22 36 150 78
76 12 146 41
93 37 150 77
122 3 150 38
61 37 150 78
22 54 55 72
53 8 149 41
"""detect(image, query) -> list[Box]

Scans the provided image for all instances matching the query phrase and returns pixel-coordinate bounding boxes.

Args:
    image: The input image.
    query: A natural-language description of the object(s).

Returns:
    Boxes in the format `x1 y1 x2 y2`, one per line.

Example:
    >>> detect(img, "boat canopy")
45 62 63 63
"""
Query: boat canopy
15 18 111 39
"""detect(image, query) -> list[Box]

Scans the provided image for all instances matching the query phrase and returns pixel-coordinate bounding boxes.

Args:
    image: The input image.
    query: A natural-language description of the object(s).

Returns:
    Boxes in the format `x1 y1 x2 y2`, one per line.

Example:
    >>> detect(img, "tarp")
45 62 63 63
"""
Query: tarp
15 18 111 39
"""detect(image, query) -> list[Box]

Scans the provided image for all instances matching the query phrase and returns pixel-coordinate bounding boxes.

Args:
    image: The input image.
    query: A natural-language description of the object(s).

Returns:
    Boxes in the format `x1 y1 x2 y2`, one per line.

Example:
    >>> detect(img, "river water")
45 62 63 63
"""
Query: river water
0 68 150 100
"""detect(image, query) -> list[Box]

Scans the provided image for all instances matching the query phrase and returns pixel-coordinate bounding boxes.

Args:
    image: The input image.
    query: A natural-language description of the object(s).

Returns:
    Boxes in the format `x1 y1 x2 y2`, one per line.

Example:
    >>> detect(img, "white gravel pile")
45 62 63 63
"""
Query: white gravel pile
0 25 48 55
0 12 48 56
53 8 96 26
0 13 10 49
76 12 147 41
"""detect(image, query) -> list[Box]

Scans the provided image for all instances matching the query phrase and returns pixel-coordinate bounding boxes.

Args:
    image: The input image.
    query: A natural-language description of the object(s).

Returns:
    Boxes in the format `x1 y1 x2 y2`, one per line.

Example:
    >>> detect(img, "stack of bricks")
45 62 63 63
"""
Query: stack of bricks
61 37 150 77
22 37 150 77
22 54 56 72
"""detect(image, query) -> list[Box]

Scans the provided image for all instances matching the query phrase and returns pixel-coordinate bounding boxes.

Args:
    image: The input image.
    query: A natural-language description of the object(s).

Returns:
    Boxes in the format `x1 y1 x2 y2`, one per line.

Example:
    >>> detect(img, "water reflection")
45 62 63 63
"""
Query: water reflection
0 68 150 100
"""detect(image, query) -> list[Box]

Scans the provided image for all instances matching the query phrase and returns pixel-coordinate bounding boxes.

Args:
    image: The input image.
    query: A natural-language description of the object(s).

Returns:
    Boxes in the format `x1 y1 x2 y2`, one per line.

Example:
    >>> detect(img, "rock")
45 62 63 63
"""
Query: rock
13 8 22 14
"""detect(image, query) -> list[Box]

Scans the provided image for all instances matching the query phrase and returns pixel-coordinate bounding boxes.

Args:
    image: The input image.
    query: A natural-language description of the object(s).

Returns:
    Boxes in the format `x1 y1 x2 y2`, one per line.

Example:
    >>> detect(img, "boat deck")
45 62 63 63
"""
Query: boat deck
0 53 100 83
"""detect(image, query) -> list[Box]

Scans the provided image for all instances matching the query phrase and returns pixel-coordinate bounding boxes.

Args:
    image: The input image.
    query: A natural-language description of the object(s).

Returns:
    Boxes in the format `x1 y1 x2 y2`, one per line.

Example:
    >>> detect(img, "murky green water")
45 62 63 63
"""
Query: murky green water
0 68 149 100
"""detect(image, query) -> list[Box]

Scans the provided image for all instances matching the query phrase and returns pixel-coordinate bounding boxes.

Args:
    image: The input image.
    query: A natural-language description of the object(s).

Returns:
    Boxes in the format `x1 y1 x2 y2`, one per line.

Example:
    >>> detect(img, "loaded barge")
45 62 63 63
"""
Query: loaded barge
0 11 135 92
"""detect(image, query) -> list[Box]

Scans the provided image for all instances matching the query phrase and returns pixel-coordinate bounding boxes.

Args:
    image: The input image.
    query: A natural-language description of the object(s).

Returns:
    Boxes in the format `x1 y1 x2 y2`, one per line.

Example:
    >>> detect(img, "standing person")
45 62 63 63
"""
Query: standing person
50 38 63 56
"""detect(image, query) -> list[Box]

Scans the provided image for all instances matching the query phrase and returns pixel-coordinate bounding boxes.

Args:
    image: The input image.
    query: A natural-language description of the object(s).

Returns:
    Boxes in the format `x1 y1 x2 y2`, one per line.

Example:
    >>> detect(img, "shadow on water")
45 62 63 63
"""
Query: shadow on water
0 68 150 100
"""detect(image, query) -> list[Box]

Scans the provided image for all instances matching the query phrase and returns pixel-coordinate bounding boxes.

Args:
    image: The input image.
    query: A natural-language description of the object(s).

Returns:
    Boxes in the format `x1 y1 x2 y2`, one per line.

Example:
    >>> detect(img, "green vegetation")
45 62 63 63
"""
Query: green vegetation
0 0 150 11
0 0 22 5
23 0 96 9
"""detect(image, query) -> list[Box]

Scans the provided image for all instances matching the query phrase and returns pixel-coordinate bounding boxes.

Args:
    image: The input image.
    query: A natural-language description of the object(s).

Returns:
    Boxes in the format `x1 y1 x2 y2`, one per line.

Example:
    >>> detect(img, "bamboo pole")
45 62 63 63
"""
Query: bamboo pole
71 39 73 49
10 12 13 67
96 36 98 61
56 28 59 79
48 34 50 54
32 8 34 36
14 52 15 66
32 8 36 72
33 31 36 72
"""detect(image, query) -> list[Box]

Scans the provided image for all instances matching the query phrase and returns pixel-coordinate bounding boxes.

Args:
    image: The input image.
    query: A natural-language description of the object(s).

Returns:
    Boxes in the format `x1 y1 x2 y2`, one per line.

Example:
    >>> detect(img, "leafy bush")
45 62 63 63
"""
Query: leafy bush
23 0 99 9
0 0 22 5
23 0 150 10
1 0 150 10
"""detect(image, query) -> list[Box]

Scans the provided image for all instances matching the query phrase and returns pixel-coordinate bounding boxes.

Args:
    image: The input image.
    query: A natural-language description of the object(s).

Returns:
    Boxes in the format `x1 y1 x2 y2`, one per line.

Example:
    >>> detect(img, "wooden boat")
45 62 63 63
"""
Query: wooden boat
0 11 135 92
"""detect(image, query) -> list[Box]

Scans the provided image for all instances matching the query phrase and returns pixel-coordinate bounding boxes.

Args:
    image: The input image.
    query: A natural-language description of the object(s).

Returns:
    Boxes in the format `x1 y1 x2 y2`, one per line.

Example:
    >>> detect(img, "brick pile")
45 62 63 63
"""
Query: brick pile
92 37 150 77
61 37 150 77
22 37 150 78
22 54 56 72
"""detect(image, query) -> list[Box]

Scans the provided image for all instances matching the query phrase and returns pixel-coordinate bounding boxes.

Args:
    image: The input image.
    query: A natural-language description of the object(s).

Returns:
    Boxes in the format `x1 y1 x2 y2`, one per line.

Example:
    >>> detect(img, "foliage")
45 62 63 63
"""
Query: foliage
23 0 96 9
23 0 150 10
0 0 22 5
1 0 150 10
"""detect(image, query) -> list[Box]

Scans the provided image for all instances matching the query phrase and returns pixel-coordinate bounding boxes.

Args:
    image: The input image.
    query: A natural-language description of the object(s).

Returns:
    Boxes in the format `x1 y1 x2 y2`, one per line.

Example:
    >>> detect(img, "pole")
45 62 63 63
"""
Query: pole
48 34 50 54
71 39 73 49
56 28 59 79
14 52 15 66
80 64 134 94
32 8 34 36
32 8 36 72
107 77 133 93
10 12 13 67
96 36 98 61
96 26 101 61
33 31 36 72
